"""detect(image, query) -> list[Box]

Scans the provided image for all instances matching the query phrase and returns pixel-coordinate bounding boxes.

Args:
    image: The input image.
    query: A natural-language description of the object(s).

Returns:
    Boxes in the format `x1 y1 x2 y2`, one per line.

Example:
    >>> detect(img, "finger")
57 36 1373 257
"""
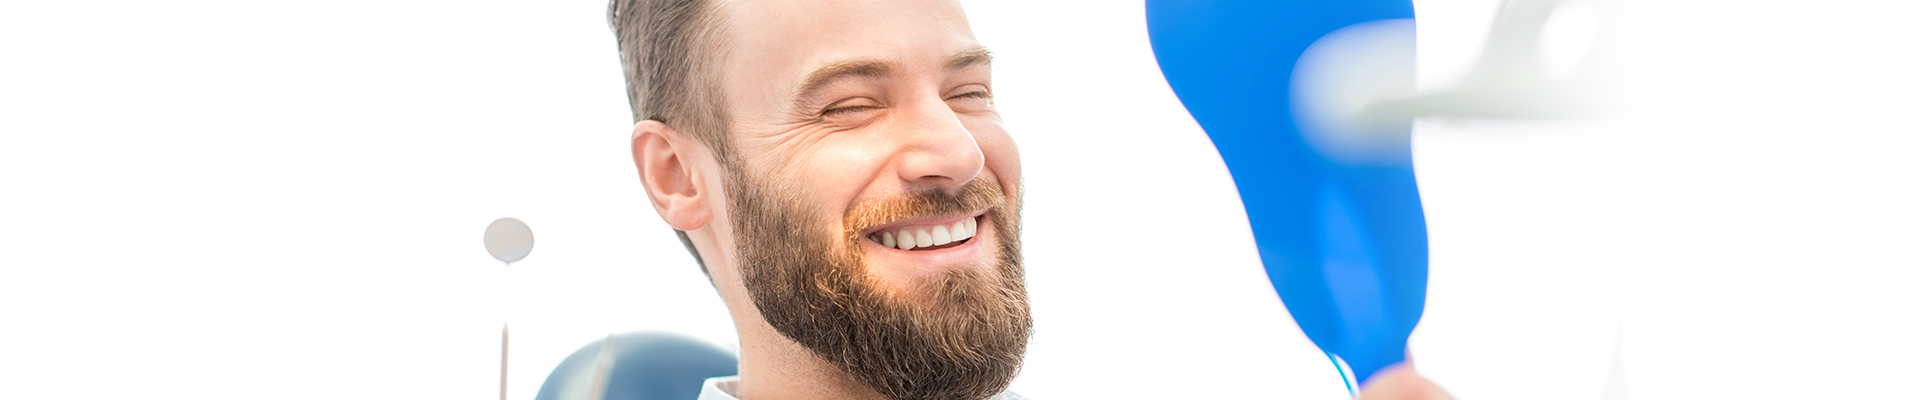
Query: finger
1356 363 1454 400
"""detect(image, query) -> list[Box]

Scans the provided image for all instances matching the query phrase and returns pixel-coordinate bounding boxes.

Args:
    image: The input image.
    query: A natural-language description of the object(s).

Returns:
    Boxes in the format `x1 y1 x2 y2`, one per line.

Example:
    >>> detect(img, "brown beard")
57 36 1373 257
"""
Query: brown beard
728 171 1030 400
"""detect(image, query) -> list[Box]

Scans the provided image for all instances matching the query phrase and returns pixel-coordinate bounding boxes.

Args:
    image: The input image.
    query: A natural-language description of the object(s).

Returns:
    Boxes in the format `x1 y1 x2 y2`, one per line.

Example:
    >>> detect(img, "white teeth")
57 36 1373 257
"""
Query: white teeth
914 229 933 248
879 218 982 251
896 229 916 250
931 225 952 245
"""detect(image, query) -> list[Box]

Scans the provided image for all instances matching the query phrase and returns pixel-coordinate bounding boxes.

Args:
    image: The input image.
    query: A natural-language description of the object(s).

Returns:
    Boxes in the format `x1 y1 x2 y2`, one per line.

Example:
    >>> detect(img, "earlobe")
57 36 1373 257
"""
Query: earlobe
631 120 712 232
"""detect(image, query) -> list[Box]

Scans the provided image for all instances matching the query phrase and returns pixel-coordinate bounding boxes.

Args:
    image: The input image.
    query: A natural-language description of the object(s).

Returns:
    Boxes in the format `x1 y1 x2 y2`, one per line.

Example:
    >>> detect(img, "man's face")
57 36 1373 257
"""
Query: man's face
709 0 1028 399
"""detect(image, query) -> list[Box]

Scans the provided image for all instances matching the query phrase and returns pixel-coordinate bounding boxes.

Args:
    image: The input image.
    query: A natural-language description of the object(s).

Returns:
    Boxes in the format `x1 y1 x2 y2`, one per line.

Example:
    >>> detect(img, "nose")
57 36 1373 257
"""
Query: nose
892 96 984 192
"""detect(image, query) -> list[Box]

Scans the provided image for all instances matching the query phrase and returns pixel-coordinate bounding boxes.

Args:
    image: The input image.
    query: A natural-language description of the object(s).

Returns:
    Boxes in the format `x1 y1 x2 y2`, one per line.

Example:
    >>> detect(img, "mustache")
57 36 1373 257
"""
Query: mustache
842 178 1006 241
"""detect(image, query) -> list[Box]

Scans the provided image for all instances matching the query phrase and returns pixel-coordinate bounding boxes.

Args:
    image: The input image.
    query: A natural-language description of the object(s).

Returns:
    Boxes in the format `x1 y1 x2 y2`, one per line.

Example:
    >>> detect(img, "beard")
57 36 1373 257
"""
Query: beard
727 170 1030 400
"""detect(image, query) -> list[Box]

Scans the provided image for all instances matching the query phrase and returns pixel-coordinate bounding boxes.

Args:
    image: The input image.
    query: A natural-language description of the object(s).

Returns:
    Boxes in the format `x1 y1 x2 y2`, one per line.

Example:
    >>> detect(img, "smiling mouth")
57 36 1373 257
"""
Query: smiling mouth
866 216 980 251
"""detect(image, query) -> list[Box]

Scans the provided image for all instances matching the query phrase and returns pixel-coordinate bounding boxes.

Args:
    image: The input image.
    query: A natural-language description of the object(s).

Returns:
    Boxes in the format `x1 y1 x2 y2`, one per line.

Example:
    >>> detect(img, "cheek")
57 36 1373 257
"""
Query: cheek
969 124 1021 191
783 140 895 230
741 126 885 193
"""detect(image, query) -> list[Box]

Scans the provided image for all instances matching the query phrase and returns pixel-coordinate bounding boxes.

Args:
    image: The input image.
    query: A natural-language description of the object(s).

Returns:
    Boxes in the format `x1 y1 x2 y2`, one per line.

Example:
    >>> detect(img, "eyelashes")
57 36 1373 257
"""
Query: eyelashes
944 90 993 114
947 90 991 100
823 104 881 116
817 90 993 118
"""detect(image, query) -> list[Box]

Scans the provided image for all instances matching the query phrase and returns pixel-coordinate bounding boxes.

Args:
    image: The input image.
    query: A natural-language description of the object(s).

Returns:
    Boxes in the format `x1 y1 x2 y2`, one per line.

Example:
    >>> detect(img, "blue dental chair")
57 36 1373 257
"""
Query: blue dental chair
534 331 738 400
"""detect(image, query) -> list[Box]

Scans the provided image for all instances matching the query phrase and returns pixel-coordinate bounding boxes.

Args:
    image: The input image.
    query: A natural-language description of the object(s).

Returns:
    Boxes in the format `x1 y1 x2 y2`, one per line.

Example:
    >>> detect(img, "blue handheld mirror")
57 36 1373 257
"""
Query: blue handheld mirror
1145 0 1427 390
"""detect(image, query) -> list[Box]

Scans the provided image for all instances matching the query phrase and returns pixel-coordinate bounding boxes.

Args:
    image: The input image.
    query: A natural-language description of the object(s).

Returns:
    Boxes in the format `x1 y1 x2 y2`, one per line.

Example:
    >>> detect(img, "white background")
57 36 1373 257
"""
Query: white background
2 0 1915 399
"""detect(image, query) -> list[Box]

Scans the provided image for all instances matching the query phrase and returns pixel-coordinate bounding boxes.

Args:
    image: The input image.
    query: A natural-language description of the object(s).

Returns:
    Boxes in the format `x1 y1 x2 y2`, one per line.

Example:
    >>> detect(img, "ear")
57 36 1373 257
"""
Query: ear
631 120 713 231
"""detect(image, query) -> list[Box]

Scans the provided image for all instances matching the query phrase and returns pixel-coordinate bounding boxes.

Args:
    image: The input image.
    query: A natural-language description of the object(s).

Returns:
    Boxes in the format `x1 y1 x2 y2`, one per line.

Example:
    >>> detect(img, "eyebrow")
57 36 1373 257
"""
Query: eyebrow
946 45 993 71
790 59 894 107
787 45 994 109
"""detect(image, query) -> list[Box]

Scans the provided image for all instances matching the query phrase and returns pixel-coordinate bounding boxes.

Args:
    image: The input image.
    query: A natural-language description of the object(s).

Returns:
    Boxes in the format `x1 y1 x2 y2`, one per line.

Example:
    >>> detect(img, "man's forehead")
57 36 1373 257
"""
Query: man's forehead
720 0 980 90
723 0 970 28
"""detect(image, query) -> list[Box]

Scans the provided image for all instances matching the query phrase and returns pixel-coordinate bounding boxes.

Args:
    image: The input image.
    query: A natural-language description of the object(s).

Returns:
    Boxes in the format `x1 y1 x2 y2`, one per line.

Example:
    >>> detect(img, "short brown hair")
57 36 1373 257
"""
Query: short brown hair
608 0 735 276
608 0 734 160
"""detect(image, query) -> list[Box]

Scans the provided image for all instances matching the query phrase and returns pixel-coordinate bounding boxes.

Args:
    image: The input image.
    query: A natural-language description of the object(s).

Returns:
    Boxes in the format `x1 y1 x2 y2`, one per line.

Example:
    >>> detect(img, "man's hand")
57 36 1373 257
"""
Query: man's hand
1356 363 1454 400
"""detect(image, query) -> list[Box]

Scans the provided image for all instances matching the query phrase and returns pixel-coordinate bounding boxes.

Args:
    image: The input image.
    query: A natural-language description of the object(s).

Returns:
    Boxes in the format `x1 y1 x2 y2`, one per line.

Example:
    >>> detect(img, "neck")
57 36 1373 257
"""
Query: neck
731 314 888 400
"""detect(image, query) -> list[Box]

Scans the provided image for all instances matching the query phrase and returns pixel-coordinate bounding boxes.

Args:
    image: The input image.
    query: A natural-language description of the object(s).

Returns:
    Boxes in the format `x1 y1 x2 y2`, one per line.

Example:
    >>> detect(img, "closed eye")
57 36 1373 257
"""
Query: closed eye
820 96 885 118
946 89 992 113
823 105 881 116
946 90 991 101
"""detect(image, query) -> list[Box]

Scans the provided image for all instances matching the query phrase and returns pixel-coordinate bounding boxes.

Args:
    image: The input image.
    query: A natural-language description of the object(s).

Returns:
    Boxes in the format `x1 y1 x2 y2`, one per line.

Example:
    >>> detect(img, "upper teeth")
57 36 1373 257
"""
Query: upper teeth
873 217 978 250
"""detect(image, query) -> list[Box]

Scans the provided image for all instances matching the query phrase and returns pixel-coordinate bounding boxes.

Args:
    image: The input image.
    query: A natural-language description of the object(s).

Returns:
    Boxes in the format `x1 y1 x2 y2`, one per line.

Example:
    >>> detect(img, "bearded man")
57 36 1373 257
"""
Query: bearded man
611 0 1453 399
614 0 1026 397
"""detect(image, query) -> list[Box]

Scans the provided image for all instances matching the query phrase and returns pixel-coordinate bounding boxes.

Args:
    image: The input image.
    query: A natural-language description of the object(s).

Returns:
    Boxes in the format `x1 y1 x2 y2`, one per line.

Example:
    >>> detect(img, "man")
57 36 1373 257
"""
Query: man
611 0 1454 399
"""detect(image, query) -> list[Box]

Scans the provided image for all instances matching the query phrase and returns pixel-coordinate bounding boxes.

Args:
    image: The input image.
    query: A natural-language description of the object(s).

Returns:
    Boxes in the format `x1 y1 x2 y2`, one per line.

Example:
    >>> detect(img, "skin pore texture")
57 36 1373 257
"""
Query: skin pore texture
631 0 1028 399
